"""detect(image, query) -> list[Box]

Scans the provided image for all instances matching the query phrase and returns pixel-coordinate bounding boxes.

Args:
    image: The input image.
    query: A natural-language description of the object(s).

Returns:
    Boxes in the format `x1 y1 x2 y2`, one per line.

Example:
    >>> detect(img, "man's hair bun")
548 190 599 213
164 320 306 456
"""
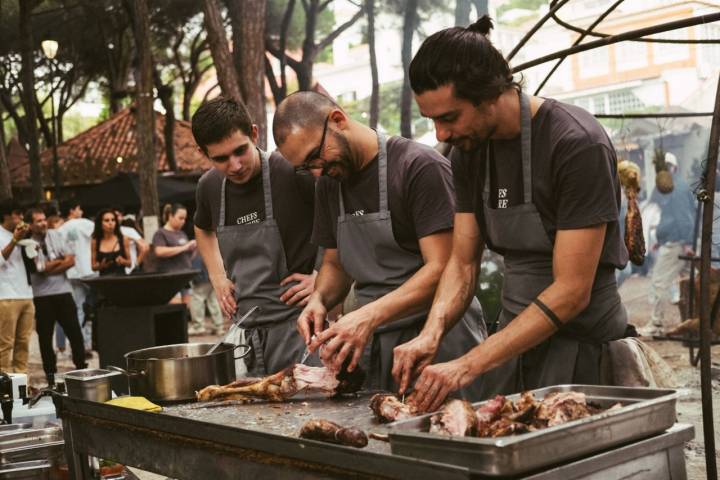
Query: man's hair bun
467 15 493 36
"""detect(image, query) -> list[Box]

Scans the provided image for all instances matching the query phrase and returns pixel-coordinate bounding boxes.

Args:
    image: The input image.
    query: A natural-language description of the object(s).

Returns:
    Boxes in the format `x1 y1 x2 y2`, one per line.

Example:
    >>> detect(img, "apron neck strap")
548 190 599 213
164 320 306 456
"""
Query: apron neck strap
260 150 274 220
483 91 533 204
218 148 273 228
338 131 388 218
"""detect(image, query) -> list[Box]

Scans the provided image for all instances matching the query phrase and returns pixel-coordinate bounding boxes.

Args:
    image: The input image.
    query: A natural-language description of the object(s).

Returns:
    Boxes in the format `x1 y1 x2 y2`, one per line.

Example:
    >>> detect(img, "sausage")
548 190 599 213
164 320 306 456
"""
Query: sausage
299 419 368 448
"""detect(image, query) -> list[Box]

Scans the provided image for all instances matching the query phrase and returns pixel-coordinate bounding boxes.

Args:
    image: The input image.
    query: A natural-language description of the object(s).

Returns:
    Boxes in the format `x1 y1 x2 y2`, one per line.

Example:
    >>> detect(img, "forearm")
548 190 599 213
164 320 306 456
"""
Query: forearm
462 279 590 379
154 245 186 257
1 240 16 261
195 228 226 286
421 253 480 343
44 257 74 274
312 260 352 310
360 260 445 330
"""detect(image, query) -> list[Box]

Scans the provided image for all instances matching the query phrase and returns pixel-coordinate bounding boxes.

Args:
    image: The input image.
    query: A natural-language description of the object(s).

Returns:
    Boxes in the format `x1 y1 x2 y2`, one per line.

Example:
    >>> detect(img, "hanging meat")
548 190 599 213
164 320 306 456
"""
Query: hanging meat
299 419 368 448
429 399 478 437
196 363 365 403
369 393 417 423
618 160 646 265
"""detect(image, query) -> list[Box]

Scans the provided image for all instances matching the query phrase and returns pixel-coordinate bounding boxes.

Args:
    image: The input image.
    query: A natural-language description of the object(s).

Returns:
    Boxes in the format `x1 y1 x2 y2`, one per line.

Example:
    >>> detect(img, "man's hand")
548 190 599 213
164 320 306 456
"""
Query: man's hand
280 271 316 306
213 277 237 319
310 308 375 372
407 358 471 413
13 223 28 242
185 239 197 252
392 333 440 395
297 295 328 345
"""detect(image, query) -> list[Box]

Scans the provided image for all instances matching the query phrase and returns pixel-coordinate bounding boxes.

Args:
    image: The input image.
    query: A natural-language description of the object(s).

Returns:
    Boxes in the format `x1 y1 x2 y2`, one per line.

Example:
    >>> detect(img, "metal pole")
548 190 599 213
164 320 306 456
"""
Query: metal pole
594 112 715 119
696 72 720 480
506 0 571 61
512 12 720 72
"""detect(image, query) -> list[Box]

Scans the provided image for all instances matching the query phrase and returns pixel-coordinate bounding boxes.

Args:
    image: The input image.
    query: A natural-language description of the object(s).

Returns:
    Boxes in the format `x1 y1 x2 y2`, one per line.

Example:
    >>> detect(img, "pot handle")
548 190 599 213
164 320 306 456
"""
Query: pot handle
233 344 252 360
107 365 145 377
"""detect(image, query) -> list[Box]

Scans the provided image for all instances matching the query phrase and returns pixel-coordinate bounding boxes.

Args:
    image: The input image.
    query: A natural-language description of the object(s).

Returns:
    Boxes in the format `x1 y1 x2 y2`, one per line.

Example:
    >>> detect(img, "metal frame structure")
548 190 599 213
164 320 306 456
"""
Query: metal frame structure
508 3 720 478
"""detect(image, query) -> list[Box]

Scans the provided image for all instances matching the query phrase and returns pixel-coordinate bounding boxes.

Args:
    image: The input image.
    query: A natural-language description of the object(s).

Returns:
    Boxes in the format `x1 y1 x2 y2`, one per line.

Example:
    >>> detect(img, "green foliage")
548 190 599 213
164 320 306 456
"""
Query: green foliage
266 1 336 51
339 81 433 137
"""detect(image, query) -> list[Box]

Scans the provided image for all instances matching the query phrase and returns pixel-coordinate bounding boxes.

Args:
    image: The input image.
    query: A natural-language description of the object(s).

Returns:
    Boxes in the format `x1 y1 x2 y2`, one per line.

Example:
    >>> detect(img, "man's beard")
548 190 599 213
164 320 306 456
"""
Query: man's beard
449 125 496 153
322 133 357 180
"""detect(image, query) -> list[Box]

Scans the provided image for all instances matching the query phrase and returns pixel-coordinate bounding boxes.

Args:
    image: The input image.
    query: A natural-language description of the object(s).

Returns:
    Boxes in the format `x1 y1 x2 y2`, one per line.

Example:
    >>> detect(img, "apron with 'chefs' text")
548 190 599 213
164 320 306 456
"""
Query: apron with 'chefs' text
337 132 487 397
217 150 315 376
477 92 627 397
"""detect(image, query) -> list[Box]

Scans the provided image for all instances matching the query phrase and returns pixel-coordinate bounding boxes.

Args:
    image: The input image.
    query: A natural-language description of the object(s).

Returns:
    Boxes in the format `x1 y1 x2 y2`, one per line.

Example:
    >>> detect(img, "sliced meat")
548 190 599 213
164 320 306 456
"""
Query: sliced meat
369 393 417 423
299 419 368 448
429 399 478 437
535 391 591 427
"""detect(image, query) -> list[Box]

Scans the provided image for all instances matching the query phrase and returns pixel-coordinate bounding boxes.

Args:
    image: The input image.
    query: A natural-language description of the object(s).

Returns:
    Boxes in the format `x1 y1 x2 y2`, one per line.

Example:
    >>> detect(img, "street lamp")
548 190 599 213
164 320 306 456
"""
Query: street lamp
41 39 61 199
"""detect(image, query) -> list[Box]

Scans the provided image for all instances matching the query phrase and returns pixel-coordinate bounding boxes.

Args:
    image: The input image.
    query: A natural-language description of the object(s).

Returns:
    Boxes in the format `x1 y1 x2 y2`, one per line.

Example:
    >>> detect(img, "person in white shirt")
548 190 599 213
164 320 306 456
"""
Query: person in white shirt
27 207 87 386
58 203 97 352
0 201 34 374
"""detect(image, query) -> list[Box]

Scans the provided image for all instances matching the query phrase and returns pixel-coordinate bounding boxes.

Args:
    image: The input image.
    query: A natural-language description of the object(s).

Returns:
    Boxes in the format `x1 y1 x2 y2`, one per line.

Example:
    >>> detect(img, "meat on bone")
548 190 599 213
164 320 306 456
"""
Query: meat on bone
196 364 365 402
429 399 478 437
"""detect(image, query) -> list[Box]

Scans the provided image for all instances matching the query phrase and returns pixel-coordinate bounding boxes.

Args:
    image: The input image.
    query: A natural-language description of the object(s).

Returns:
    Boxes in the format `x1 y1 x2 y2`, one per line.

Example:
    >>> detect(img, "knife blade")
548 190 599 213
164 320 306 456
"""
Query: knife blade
206 305 260 356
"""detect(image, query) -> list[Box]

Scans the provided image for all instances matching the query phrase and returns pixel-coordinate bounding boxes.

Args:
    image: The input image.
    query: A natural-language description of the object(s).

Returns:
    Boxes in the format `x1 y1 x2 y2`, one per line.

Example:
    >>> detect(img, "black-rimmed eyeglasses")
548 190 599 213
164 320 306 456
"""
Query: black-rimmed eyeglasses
294 114 331 173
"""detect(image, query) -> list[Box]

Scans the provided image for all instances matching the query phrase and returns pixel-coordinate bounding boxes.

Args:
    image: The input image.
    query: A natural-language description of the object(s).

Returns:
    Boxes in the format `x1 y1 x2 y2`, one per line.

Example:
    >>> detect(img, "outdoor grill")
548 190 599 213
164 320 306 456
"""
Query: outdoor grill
82 270 198 395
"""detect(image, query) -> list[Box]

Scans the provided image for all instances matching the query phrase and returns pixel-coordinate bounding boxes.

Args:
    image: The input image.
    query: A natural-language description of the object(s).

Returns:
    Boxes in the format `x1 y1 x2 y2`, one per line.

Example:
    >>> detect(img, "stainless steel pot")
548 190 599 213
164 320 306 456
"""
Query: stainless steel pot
109 342 251 403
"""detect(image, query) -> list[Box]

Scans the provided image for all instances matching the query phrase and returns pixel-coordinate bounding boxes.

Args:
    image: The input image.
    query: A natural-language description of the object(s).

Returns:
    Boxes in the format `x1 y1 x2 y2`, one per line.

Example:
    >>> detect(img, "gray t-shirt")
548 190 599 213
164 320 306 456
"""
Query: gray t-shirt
312 135 455 253
450 98 628 269
152 228 192 273
30 229 73 297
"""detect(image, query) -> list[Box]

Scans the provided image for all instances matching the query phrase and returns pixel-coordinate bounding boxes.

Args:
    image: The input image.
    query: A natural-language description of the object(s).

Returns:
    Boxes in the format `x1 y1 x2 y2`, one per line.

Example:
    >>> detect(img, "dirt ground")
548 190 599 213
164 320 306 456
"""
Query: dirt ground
25 274 719 479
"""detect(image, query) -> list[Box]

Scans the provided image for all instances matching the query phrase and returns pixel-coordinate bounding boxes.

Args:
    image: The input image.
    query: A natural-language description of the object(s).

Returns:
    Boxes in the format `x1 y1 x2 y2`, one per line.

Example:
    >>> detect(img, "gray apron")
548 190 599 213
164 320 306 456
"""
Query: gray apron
336 133 487 396
216 150 310 376
477 92 627 397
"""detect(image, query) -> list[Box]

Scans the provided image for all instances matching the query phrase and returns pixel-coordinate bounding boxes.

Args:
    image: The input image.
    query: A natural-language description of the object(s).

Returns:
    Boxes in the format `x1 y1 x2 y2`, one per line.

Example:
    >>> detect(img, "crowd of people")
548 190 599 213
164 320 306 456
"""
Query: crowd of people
0 199 224 386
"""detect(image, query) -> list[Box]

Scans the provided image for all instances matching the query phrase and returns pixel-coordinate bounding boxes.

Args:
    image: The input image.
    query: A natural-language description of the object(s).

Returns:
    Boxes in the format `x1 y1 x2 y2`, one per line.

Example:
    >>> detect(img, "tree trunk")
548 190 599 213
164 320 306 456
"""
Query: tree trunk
227 0 267 149
19 1 43 202
472 0 488 16
400 0 418 139
132 0 160 240
455 0 472 26
202 0 243 102
366 0 379 129
0 103 12 200
155 80 177 172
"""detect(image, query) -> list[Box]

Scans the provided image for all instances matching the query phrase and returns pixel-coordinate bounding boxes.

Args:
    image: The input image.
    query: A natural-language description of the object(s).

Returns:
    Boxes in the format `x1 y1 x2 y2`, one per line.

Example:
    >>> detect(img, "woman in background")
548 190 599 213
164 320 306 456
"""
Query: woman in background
153 203 196 304
91 208 130 276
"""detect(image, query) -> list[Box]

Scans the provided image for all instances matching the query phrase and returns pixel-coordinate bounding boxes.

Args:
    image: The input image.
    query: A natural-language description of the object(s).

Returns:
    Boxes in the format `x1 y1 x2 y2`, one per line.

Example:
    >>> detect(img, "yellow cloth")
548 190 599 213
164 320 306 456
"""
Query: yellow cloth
105 396 162 412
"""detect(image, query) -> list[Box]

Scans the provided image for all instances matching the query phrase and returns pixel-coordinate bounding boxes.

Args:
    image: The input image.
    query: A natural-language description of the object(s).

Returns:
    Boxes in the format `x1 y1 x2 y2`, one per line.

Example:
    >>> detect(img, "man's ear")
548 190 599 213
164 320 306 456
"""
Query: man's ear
251 124 259 144
329 109 350 131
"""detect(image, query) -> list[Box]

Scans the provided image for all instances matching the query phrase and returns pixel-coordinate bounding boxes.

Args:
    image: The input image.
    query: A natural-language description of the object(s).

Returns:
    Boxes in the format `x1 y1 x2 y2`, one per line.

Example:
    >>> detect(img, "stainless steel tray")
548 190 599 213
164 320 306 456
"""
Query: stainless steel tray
385 384 678 477
0 460 51 479
0 427 64 464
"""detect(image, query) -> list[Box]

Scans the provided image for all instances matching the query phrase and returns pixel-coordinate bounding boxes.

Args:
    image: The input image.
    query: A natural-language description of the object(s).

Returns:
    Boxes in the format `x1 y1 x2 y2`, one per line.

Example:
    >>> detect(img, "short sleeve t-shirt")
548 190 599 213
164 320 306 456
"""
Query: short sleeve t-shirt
312 136 455 252
31 229 74 297
450 98 628 269
59 218 96 279
152 228 192 273
194 150 317 274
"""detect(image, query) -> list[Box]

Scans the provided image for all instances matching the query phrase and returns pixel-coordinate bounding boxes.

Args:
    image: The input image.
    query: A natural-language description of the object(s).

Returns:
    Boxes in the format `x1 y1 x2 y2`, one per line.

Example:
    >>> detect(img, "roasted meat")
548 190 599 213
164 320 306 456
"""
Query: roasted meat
473 390 610 438
299 419 368 448
196 364 365 403
534 391 591 427
369 393 417 423
429 399 478 437
618 160 646 266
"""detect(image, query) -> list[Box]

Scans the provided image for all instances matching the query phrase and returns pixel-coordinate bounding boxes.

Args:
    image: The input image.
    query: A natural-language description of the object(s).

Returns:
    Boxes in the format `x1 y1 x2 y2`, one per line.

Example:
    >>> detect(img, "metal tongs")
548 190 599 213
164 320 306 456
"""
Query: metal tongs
206 305 260 356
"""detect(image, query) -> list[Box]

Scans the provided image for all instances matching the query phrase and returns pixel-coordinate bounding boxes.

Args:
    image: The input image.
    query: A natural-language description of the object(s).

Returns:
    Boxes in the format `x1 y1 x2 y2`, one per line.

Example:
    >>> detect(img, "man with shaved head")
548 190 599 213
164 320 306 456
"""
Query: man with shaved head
273 91 486 396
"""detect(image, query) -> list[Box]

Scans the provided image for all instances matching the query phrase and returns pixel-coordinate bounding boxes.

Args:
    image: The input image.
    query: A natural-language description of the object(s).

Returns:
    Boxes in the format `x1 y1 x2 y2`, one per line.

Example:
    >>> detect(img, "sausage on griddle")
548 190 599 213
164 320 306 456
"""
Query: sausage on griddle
299 419 368 448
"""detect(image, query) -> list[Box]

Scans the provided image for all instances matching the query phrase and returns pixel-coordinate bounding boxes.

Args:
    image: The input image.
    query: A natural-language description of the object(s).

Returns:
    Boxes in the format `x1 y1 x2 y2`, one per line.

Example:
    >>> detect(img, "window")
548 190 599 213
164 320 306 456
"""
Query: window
578 46 610 78
652 29 689 63
615 42 649 71
699 25 720 67
607 90 644 113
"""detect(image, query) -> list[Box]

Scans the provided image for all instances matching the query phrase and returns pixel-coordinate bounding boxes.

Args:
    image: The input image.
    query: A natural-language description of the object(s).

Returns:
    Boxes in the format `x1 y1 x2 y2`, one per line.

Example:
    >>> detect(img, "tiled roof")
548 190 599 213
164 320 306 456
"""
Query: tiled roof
11 106 211 188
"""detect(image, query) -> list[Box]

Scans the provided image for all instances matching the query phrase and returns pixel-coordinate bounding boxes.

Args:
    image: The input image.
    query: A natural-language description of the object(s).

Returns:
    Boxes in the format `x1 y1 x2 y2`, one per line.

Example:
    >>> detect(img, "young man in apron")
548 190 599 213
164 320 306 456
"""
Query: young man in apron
191 98 319 376
393 16 629 412
272 91 486 396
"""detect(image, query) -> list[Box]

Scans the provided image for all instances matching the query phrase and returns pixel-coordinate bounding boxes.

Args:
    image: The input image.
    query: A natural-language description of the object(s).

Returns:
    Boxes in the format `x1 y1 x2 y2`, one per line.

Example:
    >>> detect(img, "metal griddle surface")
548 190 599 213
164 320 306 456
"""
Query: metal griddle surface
163 393 391 454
